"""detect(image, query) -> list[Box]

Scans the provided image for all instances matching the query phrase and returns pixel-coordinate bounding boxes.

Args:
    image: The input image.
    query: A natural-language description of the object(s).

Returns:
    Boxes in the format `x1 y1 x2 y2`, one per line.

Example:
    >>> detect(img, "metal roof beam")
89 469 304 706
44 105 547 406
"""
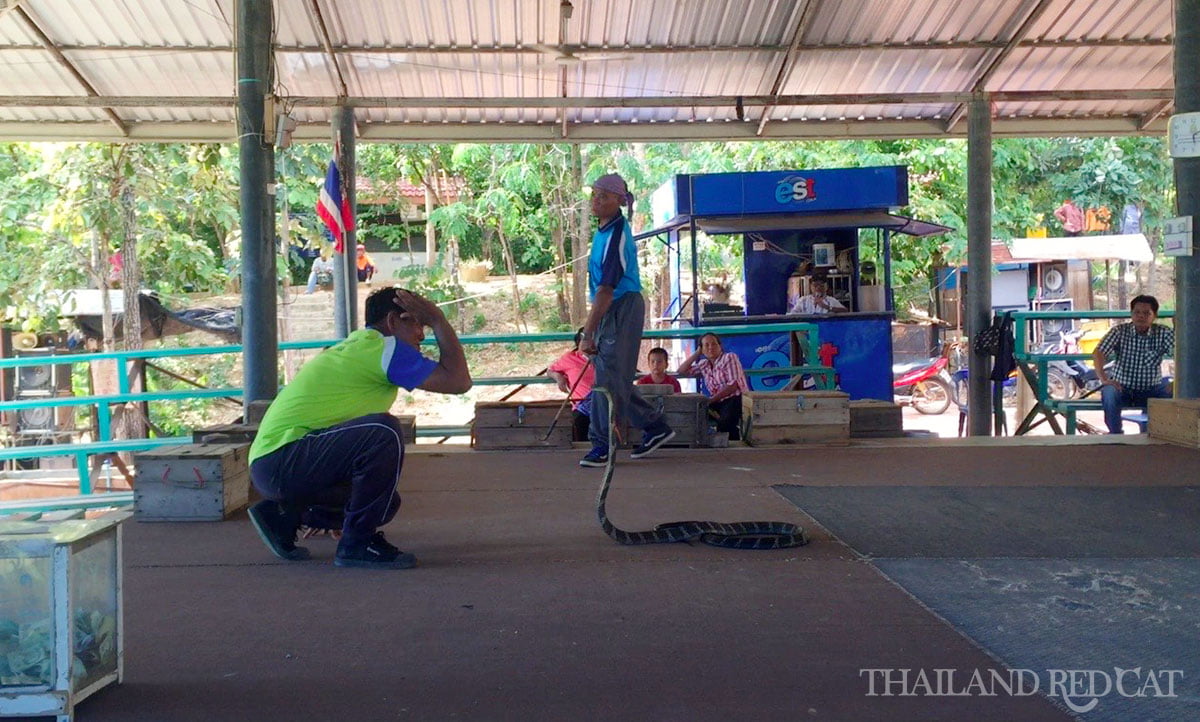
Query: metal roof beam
0 116 1164 144
306 0 349 97
1139 99 1173 130
0 0 28 21
756 0 821 137
13 5 126 135
944 0 1054 132
0 88 1173 109
4 37 1171 55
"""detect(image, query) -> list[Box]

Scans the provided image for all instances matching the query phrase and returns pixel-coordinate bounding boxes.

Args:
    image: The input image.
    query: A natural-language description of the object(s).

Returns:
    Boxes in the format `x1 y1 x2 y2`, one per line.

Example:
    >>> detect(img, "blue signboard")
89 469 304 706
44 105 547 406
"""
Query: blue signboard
716 317 894 400
673 166 907 217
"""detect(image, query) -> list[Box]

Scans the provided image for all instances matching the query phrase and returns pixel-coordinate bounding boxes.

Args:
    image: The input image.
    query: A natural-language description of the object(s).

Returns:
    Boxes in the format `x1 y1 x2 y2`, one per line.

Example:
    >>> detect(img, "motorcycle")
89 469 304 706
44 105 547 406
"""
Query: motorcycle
1040 328 1105 400
892 355 953 415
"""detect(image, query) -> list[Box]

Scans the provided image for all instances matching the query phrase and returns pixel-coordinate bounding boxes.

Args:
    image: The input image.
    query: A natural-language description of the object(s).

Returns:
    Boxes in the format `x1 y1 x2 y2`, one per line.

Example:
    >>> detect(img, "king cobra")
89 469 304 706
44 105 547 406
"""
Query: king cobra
591 386 807 550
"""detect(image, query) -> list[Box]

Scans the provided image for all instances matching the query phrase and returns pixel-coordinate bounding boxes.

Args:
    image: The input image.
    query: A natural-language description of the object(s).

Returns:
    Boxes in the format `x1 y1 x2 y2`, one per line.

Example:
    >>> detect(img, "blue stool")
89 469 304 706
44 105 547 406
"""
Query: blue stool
1121 411 1149 433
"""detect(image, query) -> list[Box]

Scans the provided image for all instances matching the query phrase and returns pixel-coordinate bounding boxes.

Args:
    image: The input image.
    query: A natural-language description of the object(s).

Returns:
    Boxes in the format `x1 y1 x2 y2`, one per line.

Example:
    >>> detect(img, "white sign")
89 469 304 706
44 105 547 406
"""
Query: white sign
1169 112 1200 158
1163 216 1193 256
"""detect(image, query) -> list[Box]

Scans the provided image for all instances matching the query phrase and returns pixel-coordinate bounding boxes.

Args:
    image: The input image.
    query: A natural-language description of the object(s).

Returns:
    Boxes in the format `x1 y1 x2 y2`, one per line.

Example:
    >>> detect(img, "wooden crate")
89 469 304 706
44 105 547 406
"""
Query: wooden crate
133 443 250 521
1148 398 1200 448
397 414 417 443
192 422 258 444
742 390 850 446
472 401 573 450
849 399 904 438
639 390 709 447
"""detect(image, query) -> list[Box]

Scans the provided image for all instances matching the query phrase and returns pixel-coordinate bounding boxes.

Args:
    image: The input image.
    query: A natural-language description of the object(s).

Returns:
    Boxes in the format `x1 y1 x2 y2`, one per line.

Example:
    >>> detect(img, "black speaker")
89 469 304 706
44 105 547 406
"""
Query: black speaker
14 349 71 396
1035 299 1074 345
1039 262 1068 300
17 405 56 434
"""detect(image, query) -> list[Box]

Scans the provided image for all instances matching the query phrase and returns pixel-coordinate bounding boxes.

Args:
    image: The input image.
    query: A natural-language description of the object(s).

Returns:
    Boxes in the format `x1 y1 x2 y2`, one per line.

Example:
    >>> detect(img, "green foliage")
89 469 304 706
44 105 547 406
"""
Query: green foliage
392 264 474 322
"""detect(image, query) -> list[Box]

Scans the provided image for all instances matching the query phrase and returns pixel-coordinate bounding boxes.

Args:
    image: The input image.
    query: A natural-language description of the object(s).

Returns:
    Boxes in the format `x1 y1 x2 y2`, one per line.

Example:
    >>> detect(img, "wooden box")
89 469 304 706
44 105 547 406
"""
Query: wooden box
133 443 250 521
472 401 573 450
849 399 904 438
639 390 709 447
742 390 850 446
1148 398 1200 448
397 415 417 443
192 422 258 444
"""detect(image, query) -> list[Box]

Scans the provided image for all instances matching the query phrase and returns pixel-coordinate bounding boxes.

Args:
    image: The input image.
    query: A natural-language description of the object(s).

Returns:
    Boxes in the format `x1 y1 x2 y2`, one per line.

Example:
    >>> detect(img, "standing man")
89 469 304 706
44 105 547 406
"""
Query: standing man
578 173 674 467
1054 199 1084 236
1092 294 1174 434
248 287 471 569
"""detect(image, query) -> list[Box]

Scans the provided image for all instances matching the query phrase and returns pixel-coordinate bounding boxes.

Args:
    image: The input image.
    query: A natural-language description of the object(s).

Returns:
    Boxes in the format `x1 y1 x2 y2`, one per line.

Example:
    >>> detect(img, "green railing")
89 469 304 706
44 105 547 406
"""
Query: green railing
0 321 832 497
1009 309 1174 434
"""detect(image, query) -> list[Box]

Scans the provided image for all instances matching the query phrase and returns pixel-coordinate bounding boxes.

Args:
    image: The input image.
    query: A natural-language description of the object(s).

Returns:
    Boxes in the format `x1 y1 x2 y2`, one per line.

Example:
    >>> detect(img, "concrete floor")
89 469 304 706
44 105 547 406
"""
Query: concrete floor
31 436 1200 721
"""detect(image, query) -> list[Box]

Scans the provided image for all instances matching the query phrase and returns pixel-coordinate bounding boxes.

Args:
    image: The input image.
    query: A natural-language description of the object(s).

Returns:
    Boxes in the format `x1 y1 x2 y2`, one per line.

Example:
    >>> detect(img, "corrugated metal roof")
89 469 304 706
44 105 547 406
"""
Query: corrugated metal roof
0 0 1179 142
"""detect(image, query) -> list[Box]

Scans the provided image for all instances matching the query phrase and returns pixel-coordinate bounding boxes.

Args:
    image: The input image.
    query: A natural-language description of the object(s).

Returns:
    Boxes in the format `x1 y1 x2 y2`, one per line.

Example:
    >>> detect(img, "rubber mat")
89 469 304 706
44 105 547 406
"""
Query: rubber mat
873 558 1200 722
774 485 1200 558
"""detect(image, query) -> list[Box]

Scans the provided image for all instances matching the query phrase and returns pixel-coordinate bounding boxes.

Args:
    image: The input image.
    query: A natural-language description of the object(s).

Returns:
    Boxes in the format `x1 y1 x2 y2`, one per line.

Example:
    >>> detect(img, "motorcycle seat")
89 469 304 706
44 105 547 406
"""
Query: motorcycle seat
892 359 934 376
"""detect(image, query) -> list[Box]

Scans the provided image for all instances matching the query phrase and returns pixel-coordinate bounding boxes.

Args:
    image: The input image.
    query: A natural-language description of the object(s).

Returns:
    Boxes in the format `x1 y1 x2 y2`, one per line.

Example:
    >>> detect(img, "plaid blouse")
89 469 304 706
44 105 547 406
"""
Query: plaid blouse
691 351 750 398
1095 322 1174 390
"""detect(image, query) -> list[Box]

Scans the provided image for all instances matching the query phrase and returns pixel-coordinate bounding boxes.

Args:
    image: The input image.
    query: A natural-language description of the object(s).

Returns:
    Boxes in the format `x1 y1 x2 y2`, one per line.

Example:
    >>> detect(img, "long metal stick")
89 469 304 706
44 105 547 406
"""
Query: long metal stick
542 356 593 441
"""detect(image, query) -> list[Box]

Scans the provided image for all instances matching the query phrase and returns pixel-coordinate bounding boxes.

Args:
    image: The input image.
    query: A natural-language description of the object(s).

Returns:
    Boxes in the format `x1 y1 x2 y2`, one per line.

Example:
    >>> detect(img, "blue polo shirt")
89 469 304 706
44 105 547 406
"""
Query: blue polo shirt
588 213 641 301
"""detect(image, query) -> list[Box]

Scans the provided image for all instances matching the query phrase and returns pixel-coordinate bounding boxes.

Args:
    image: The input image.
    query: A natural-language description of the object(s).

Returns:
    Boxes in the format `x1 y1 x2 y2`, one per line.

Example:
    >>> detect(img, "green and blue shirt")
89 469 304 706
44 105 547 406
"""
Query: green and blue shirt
249 328 436 462
588 213 641 301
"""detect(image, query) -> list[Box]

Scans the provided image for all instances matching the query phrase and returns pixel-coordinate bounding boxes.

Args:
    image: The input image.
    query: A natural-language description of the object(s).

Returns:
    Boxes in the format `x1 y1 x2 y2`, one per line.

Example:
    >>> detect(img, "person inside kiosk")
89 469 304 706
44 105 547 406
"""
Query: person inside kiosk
787 274 848 316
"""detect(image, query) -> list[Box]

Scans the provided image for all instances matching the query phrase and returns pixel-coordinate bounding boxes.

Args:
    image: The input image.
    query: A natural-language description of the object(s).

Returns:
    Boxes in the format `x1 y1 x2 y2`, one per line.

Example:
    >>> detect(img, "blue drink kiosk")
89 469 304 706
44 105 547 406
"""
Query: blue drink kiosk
642 166 950 401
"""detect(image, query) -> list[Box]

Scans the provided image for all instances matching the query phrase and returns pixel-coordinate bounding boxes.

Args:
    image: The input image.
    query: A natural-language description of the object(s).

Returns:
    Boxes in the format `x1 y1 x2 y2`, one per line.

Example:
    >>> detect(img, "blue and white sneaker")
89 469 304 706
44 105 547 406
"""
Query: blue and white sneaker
579 447 610 468
630 428 676 459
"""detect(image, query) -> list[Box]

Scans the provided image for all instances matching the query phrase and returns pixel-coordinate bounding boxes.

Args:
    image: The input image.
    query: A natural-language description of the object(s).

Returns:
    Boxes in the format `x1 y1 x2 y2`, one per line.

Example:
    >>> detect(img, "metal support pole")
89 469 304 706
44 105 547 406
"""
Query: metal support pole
966 94 994 435
238 0 278 408
1175 0 1200 397
332 104 358 336
882 229 894 311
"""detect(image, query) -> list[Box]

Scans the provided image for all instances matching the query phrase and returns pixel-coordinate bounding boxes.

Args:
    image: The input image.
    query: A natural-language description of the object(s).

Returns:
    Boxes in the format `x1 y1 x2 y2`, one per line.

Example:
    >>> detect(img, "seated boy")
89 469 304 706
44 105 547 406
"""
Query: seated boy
636 347 682 392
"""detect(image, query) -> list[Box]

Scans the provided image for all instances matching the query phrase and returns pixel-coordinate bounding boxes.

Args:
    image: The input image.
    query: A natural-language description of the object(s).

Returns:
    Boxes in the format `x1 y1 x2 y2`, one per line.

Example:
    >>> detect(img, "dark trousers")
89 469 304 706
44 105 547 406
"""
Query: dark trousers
710 395 743 440
572 409 591 442
1100 381 1170 433
588 293 667 449
250 413 404 545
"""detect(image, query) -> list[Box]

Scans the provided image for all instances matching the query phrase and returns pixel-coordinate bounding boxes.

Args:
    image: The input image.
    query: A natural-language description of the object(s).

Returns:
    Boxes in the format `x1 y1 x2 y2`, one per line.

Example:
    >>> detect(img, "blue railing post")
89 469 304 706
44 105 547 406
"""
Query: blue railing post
97 404 112 442
76 452 91 494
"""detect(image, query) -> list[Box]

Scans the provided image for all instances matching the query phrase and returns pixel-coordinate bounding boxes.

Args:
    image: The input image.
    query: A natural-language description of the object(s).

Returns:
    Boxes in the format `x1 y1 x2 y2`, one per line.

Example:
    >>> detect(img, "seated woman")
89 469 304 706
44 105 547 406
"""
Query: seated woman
678 332 749 440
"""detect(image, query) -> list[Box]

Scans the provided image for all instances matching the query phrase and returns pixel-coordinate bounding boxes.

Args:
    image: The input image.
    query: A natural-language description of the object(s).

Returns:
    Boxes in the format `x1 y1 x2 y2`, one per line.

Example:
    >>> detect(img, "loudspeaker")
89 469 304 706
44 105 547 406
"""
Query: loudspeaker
14 349 72 396
1039 262 1069 300
1033 299 1074 345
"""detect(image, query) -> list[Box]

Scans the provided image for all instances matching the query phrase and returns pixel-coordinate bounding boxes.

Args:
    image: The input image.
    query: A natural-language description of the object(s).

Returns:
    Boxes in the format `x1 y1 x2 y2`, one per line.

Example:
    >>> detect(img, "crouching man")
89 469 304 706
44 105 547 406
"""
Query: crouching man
248 288 471 569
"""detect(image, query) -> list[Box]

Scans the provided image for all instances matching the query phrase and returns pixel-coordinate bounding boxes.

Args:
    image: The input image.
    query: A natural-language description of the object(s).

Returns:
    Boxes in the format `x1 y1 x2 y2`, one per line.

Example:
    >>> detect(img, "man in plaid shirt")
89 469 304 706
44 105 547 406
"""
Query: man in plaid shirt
1092 294 1174 433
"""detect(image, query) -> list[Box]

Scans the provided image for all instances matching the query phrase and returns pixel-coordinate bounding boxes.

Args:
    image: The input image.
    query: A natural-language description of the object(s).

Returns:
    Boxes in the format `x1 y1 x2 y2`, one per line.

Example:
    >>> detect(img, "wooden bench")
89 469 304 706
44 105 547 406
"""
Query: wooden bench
1046 399 1150 434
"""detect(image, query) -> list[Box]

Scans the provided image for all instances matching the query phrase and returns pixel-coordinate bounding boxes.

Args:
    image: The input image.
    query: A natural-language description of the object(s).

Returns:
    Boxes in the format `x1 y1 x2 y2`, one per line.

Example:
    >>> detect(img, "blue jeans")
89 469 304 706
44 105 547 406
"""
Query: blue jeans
588 293 668 451
1100 381 1171 433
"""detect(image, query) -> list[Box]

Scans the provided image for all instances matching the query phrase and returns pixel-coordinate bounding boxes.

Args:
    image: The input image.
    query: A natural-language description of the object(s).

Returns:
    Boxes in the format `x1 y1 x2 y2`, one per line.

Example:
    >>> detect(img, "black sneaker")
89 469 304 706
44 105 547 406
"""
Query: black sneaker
630 428 676 459
579 447 610 468
247 500 310 561
334 532 418 569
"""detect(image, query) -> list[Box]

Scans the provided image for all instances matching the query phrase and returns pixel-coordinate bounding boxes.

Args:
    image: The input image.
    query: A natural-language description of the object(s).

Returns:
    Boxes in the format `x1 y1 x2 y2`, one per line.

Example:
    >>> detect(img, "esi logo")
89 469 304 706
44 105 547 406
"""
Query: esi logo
774 175 816 204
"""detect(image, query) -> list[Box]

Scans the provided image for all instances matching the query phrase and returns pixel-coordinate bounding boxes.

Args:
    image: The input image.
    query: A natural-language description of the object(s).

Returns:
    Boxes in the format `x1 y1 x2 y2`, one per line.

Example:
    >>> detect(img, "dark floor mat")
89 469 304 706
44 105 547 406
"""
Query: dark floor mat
874 558 1200 722
774 486 1200 558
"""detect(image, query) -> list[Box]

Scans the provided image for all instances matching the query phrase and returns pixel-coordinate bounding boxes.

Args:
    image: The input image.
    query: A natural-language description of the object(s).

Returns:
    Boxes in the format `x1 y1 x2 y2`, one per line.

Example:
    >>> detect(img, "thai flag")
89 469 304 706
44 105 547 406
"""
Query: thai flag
316 159 353 252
